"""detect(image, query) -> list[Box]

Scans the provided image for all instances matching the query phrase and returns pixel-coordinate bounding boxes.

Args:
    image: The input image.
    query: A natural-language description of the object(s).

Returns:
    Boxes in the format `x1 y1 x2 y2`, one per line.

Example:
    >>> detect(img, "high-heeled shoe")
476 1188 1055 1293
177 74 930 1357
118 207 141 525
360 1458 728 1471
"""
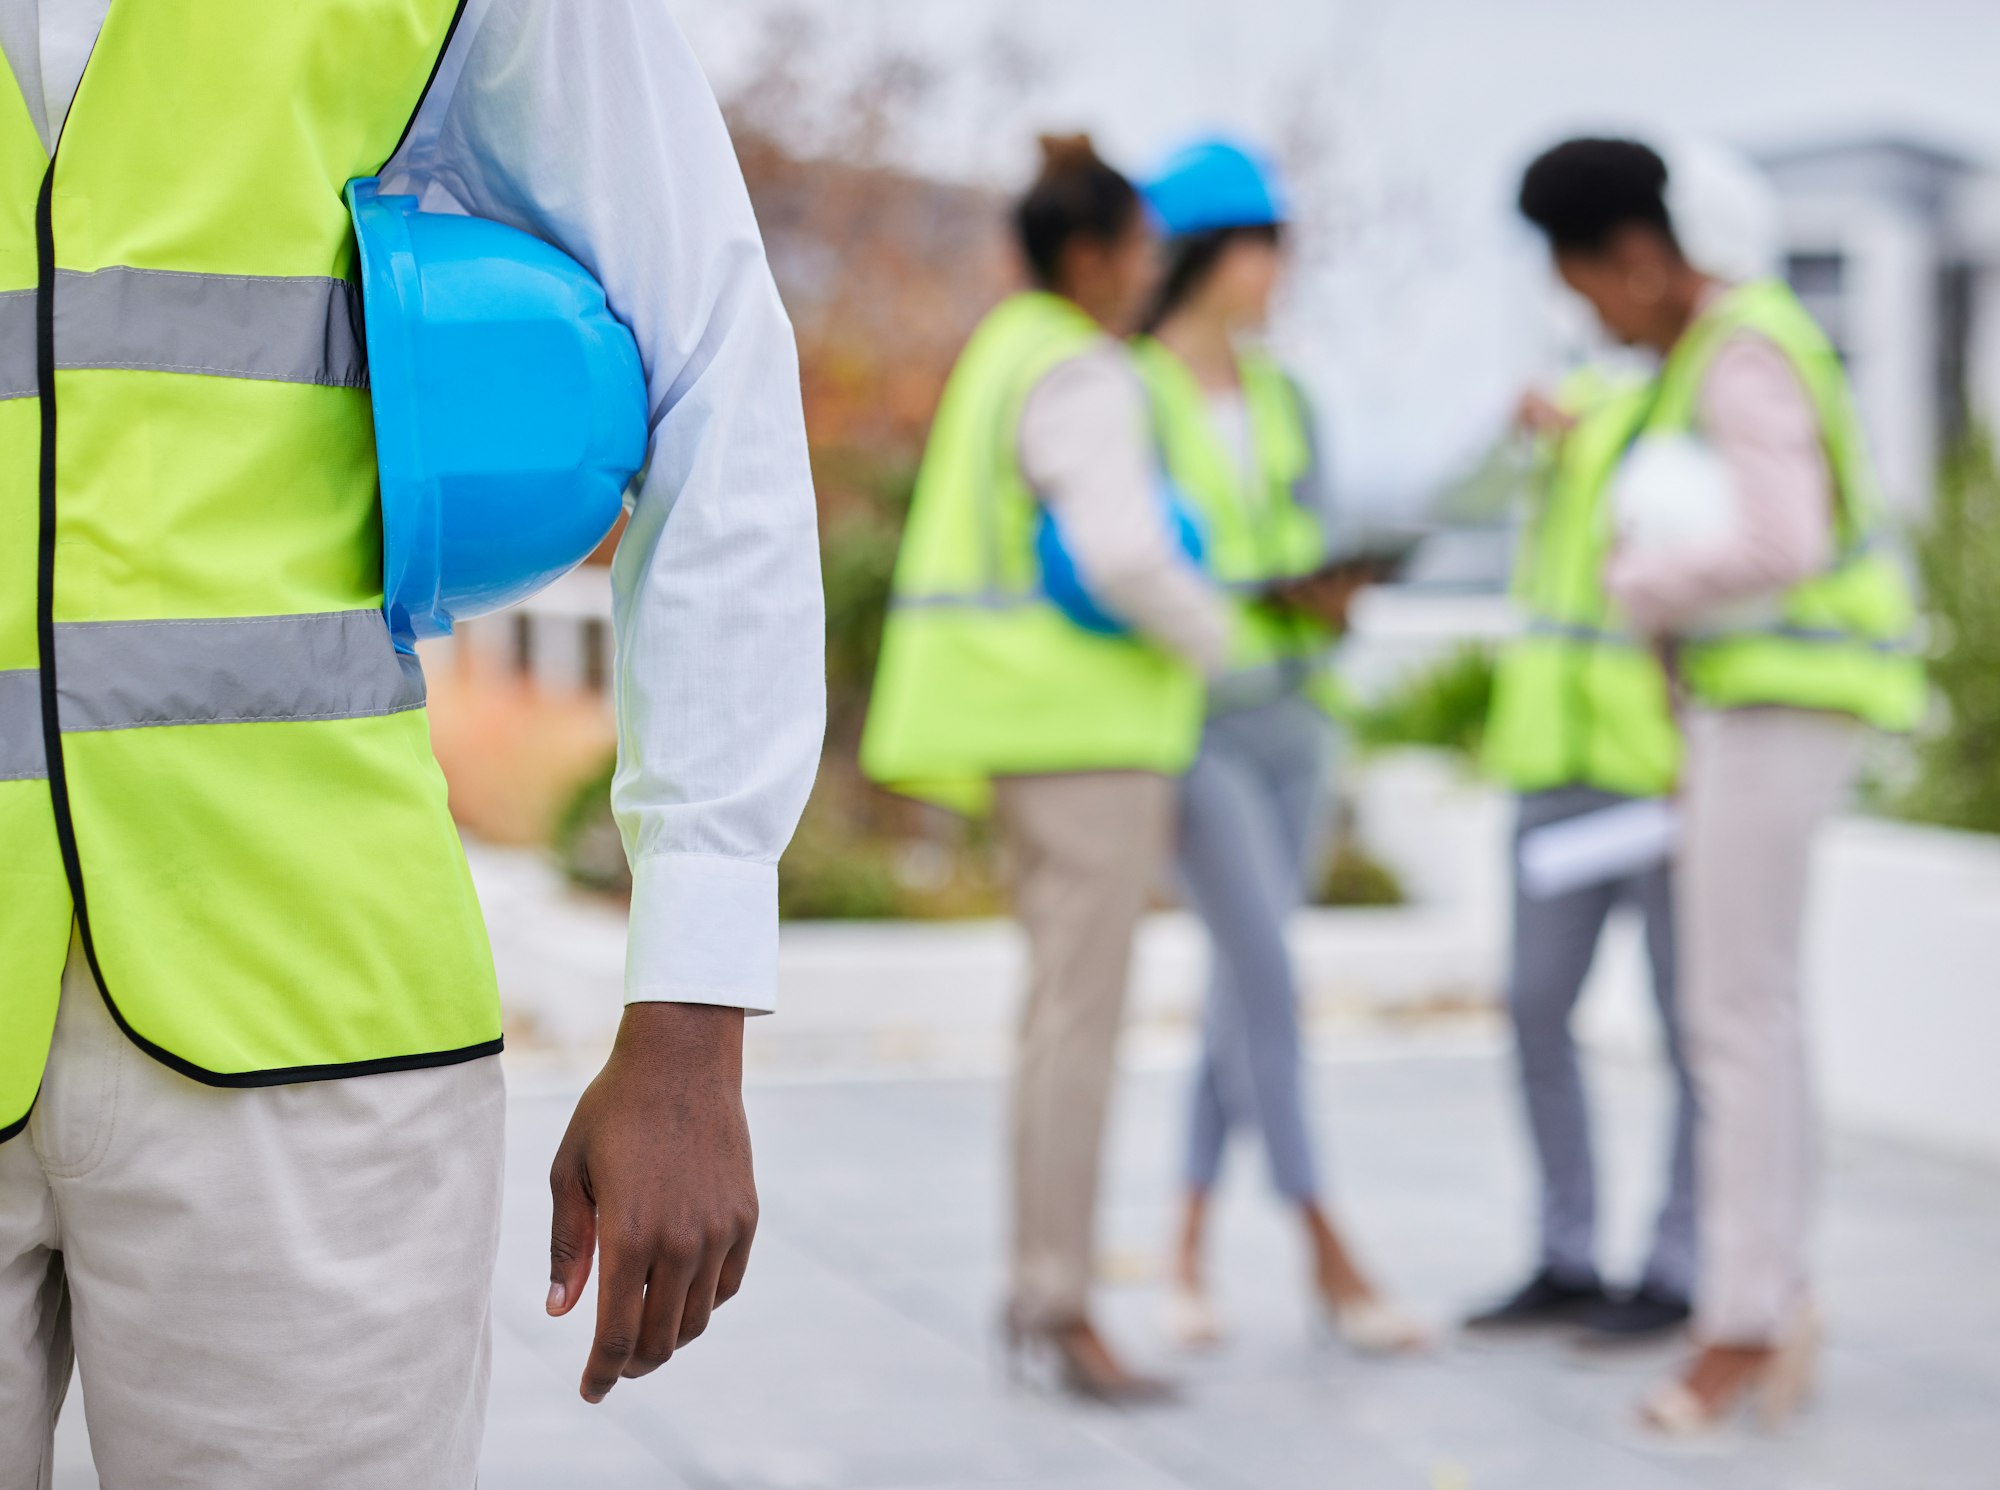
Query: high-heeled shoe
1000 1311 1179 1405
1638 1309 1822 1442
1165 1283 1228 1350
1316 1290 1434 1356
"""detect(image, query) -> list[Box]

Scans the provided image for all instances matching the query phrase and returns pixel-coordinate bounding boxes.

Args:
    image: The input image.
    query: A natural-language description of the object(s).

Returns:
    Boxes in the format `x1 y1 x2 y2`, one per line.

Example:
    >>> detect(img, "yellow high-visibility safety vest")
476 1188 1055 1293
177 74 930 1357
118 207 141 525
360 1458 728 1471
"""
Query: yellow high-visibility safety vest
861 294 1205 815
1486 280 1926 805
0 0 501 1142
1644 280 1925 730
1130 338 1345 715
1484 378 1684 798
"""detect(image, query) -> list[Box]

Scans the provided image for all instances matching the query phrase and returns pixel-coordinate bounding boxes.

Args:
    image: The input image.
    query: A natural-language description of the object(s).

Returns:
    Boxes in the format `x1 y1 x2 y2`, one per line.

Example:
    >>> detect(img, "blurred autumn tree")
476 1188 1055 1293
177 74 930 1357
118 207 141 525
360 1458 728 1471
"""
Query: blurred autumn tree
553 7 1416 912
725 19 1007 750
715 9 1031 912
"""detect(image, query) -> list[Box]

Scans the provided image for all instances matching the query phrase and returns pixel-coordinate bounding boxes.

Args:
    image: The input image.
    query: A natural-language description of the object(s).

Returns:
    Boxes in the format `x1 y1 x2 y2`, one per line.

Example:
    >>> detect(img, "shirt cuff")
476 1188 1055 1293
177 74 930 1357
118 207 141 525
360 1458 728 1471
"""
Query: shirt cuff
625 853 780 1014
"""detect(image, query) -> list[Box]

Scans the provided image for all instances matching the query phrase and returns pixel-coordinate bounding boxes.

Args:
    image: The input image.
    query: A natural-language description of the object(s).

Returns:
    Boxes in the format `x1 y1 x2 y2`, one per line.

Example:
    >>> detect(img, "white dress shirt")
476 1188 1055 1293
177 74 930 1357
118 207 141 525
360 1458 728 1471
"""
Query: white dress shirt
1 0 826 1014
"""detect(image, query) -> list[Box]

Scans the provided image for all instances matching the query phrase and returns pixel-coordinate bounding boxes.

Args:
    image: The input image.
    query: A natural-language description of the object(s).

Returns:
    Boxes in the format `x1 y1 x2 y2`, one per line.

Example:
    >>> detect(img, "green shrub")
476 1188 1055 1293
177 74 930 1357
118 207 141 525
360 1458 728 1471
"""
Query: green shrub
1347 646 1496 764
816 451 916 744
556 760 1004 919
776 790 910 921
1316 834 1406 908
1899 431 2000 834
554 758 632 896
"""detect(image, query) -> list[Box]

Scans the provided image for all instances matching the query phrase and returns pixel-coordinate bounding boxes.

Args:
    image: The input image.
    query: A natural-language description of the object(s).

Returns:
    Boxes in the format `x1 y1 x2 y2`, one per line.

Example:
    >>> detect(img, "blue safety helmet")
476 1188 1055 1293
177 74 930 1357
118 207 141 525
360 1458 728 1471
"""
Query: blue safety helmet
1037 486 1208 636
1144 138 1289 240
347 179 649 650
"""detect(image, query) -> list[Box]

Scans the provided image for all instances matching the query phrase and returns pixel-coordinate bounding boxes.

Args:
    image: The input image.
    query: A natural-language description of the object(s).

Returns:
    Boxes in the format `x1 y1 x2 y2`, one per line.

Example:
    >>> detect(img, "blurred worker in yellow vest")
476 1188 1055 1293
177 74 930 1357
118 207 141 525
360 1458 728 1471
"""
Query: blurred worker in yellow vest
1131 137 1428 1358
1467 363 1697 1348
1516 136 1923 1441
864 135 1233 1402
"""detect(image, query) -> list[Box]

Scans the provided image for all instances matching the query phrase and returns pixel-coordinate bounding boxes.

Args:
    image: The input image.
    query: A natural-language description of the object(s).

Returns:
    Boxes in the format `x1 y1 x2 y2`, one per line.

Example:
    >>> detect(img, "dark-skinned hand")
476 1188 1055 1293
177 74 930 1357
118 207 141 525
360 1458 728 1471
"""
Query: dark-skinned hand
547 1001 757 1403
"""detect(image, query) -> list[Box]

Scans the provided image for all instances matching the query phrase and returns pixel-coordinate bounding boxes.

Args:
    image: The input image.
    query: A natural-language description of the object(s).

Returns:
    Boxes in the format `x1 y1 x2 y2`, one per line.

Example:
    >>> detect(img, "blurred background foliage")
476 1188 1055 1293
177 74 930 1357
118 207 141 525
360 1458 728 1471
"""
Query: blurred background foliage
1346 646 1496 766
1897 430 2000 836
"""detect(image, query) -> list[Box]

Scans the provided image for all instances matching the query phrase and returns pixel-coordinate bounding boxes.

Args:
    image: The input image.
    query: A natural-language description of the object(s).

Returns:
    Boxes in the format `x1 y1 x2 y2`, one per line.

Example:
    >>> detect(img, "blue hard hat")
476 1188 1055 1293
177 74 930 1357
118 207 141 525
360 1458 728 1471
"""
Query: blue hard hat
347 178 649 649
1037 484 1208 636
1144 138 1289 239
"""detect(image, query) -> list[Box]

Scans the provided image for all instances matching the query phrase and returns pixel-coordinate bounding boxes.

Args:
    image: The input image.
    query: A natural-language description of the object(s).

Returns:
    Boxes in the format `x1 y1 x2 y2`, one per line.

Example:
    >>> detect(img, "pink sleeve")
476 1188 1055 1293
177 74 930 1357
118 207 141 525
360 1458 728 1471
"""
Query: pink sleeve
1019 349 1235 675
1606 333 1838 635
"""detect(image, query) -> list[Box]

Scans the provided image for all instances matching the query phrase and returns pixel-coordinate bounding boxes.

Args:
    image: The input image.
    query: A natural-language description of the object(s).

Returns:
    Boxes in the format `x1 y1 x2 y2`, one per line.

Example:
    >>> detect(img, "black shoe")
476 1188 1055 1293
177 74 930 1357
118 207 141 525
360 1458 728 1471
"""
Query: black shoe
1463 1268 1612 1333
1572 1283 1692 1344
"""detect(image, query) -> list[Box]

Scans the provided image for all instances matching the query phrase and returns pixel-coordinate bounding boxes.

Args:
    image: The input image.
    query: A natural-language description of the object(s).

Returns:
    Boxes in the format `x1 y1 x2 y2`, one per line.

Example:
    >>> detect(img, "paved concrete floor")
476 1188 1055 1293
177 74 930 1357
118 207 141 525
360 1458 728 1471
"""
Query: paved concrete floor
51 1035 2000 1488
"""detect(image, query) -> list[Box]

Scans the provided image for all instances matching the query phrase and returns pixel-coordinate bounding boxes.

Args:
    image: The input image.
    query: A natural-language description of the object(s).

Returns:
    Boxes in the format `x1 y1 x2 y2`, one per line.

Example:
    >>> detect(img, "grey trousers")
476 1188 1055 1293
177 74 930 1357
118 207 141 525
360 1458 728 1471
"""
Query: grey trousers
1179 696 1331 1202
1507 787 1698 1298
996 770 1178 1326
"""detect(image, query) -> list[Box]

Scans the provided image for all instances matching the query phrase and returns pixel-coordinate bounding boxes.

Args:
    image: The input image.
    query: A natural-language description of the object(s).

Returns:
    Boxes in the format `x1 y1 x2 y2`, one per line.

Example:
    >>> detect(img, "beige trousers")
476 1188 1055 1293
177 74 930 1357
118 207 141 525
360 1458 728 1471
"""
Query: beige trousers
995 771 1175 1326
0 940 506 1490
1679 707 1865 1346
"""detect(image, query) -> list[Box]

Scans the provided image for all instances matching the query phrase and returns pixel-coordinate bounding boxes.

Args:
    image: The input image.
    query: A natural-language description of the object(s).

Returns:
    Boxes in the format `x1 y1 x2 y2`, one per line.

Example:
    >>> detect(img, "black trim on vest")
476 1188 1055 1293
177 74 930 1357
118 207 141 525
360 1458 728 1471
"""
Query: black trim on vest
28 41 505 1101
0 1097 32 1146
95 1009 506 1091
383 0 472 172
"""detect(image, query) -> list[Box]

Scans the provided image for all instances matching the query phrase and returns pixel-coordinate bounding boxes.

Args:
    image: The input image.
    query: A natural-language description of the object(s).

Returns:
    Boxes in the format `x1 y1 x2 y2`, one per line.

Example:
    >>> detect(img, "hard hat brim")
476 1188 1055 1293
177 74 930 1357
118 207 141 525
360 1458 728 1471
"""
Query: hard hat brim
348 178 447 650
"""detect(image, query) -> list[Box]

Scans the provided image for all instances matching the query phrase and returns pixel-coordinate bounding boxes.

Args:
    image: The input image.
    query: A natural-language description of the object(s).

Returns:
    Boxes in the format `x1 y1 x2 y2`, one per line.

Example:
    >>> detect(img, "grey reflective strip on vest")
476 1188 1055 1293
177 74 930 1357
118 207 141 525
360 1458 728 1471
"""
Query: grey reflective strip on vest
1525 618 1641 647
0 289 32 400
0 612 423 781
1532 614 1917 656
0 669 42 781
890 590 1047 613
1685 622 1919 655
0 268 365 402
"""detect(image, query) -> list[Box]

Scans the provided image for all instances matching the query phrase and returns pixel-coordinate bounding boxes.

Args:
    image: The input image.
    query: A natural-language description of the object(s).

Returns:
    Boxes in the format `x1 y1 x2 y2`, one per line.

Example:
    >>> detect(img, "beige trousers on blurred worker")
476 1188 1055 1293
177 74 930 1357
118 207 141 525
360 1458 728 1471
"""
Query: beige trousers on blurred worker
997 771 1176 1326
1678 707 1865 1346
0 939 506 1490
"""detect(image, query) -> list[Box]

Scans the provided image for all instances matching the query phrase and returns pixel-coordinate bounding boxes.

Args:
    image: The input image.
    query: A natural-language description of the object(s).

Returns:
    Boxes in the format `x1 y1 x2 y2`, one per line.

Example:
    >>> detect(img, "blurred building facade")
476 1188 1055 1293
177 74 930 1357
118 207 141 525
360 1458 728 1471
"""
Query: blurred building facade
1761 136 2000 512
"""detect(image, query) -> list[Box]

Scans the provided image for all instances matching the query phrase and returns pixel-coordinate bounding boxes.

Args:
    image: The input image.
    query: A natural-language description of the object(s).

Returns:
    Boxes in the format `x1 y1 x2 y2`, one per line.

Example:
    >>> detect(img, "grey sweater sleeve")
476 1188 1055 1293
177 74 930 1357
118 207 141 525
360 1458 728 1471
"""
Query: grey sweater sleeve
1017 344 1234 675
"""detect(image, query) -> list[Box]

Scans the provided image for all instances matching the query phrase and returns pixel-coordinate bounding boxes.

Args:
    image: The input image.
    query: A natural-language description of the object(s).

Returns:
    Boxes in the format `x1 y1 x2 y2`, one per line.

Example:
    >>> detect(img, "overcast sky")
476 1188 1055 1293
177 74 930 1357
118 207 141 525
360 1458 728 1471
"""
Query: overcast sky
673 0 2000 505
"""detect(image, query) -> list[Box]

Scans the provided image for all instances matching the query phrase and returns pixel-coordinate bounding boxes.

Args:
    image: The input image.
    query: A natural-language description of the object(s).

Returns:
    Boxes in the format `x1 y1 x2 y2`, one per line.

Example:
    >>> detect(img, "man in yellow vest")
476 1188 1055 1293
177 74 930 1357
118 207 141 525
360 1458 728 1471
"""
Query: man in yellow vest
864 136 1233 1401
0 4 824 1484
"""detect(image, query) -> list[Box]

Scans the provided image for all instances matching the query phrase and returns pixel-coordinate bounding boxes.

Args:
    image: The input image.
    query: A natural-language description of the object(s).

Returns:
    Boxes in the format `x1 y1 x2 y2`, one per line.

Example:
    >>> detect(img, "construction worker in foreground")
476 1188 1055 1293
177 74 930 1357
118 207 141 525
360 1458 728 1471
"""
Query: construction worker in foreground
0 3 825 1485
863 135 1235 1403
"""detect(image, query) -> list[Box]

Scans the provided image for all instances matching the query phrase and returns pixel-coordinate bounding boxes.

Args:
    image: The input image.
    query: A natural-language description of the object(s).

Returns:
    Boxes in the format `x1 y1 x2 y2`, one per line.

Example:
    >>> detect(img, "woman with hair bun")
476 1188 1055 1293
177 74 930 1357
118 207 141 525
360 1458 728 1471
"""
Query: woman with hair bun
865 135 1234 1402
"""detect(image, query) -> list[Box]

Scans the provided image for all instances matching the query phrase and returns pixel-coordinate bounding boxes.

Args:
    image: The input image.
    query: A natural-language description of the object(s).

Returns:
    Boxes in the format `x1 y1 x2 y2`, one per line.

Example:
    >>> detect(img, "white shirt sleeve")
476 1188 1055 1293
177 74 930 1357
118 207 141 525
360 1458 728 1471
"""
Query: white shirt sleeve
385 0 826 1014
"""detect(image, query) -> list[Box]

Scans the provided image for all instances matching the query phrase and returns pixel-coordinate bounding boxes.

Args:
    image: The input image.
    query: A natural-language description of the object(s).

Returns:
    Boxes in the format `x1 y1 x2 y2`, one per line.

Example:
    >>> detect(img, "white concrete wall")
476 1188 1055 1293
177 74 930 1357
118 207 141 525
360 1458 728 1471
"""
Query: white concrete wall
1578 815 2000 1161
1809 819 2000 1158
478 776 2000 1158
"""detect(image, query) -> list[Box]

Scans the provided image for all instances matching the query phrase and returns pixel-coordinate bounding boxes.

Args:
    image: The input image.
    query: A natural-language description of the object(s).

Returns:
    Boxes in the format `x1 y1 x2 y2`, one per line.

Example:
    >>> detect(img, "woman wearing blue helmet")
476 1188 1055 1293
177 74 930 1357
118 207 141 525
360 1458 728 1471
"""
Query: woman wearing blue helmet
1136 139 1427 1354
